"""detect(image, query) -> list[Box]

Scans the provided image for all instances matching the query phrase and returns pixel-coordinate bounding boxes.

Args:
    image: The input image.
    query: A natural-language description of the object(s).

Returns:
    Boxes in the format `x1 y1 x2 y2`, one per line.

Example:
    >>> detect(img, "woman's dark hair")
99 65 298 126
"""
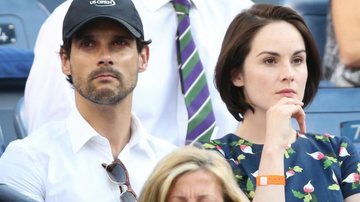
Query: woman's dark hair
215 4 321 121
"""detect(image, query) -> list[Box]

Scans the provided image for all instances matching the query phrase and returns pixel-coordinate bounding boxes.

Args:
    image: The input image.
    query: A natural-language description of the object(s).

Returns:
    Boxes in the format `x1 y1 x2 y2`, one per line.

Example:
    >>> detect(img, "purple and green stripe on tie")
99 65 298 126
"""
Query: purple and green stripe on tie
172 0 216 143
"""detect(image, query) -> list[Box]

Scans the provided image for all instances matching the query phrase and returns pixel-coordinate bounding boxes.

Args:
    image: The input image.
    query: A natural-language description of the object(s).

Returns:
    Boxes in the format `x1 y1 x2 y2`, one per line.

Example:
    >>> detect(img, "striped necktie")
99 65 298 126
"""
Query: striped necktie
172 0 216 143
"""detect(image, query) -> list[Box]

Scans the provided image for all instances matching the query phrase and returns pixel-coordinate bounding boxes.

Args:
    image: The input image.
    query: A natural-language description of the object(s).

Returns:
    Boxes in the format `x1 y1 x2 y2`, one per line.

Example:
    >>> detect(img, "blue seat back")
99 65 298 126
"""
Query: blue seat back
13 97 28 139
0 92 23 156
0 126 5 156
0 48 34 81
0 184 38 202
37 0 65 12
0 0 49 86
0 0 48 157
300 87 360 153
340 120 360 152
0 0 49 50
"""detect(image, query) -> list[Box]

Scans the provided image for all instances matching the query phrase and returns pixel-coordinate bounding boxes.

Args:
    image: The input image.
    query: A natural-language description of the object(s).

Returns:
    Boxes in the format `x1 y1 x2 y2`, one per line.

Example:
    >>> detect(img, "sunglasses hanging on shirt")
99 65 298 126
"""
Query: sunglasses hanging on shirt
102 159 137 202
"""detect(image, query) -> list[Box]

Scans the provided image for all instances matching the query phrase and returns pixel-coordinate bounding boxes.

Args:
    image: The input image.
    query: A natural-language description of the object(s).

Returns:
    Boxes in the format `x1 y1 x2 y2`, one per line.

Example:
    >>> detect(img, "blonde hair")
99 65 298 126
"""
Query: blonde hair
139 146 249 202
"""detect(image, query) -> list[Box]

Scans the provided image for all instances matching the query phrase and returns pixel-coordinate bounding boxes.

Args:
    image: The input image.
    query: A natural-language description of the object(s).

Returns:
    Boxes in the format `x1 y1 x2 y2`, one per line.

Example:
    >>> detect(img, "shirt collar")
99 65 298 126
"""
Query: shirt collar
66 109 157 160
123 113 158 161
142 0 199 12
67 109 99 154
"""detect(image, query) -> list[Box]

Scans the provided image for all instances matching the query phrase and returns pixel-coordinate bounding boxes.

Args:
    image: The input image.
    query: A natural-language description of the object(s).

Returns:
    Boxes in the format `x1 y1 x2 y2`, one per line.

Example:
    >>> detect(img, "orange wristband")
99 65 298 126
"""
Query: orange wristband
256 175 285 186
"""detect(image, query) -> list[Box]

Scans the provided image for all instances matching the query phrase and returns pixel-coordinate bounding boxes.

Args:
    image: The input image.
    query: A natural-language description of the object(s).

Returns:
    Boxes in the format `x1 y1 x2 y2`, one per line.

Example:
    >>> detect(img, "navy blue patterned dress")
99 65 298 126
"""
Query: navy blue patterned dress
202 132 360 201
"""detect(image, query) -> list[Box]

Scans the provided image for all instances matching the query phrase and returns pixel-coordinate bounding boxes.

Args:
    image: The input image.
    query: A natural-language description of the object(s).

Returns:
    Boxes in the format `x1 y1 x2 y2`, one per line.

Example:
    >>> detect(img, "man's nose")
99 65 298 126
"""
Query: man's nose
98 48 114 66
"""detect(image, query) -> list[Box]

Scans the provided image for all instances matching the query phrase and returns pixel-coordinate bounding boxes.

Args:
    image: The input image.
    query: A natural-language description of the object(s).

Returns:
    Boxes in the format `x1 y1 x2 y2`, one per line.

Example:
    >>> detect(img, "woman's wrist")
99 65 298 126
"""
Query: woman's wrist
258 145 285 175
256 175 286 186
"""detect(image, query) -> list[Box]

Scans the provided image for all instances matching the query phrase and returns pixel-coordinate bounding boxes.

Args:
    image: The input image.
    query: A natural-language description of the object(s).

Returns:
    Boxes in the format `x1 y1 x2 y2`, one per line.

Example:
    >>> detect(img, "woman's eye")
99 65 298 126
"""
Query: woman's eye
264 57 276 64
293 57 304 64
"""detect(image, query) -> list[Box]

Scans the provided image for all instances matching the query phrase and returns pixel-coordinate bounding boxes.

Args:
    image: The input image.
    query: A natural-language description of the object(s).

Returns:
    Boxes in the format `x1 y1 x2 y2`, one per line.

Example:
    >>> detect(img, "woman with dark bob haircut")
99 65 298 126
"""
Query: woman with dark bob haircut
202 4 360 202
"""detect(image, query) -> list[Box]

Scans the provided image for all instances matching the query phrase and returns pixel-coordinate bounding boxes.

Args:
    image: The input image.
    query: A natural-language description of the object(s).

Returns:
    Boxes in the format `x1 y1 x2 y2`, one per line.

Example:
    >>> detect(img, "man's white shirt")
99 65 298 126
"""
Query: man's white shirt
0 110 176 201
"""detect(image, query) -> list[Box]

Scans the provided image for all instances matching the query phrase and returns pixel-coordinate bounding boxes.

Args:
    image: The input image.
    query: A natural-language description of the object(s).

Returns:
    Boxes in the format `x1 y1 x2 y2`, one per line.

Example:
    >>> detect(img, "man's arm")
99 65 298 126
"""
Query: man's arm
0 142 45 201
332 0 360 67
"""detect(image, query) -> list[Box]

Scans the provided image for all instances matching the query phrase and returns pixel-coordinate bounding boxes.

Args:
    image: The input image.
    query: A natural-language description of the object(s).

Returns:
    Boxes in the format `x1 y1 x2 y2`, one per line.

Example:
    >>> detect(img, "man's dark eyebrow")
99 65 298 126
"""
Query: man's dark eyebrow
72 32 94 41
113 35 136 41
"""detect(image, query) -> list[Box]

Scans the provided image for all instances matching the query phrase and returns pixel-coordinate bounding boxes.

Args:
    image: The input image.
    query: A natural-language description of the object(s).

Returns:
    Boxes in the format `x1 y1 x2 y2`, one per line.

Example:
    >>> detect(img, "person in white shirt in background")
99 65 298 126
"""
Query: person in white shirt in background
24 0 254 146
0 0 176 201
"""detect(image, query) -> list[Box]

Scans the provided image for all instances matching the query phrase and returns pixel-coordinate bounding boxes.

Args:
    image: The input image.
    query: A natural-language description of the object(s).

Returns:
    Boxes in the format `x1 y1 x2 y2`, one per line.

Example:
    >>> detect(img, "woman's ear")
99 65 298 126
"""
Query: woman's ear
138 45 150 73
231 69 244 87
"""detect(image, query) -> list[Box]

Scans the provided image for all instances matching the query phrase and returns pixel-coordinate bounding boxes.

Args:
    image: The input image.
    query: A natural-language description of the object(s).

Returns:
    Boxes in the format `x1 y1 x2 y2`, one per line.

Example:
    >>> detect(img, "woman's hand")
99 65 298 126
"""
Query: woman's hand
265 97 306 149
255 98 304 202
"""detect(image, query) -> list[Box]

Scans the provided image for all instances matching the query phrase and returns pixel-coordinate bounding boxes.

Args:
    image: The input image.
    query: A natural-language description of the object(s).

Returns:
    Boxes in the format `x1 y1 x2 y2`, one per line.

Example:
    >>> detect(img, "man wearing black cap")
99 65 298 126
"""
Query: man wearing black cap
0 0 176 201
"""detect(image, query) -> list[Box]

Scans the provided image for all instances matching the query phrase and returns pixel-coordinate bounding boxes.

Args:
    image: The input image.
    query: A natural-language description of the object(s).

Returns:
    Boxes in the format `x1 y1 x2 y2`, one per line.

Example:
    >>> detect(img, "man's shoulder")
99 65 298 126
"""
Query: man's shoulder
28 120 68 139
5 120 69 156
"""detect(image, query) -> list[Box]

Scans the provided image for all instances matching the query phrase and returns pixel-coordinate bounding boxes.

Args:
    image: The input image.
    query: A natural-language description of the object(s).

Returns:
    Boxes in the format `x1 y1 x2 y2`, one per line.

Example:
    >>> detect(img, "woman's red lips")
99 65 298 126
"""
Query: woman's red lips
277 89 296 97
277 89 296 94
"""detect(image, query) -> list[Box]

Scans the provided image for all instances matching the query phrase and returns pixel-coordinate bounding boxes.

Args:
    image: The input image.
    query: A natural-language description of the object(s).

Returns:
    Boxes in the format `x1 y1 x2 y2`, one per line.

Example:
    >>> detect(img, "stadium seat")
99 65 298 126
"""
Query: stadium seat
0 127 5 156
0 0 48 153
0 184 38 202
0 92 23 154
284 0 329 61
0 48 33 152
340 120 360 152
291 87 360 152
0 0 48 83
37 0 65 13
13 97 28 139
0 0 49 50
302 87 360 140
0 48 34 89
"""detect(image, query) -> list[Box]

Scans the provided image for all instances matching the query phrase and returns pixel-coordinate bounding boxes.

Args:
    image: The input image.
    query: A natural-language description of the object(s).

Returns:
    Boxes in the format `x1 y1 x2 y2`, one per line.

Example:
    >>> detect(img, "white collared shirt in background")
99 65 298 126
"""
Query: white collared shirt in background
0 110 176 201
24 0 254 146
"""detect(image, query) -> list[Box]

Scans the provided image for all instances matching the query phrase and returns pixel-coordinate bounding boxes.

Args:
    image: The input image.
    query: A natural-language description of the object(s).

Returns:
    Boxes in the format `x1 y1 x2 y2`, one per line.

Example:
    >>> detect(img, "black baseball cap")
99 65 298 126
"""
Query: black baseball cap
63 0 145 41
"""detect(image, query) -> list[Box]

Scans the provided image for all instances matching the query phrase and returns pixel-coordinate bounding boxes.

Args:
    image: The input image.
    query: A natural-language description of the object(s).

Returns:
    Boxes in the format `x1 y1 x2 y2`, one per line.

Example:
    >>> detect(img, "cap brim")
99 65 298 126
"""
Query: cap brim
64 15 142 40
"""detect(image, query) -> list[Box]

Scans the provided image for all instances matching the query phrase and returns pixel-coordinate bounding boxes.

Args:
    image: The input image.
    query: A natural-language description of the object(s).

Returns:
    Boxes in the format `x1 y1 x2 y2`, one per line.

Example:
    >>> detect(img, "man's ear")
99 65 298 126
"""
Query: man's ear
138 45 149 73
60 48 71 76
231 69 244 87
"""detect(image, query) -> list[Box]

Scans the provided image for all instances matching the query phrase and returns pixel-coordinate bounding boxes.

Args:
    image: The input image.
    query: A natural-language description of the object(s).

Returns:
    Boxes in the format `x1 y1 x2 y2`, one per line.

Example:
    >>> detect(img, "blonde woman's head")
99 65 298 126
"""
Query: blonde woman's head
139 146 249 202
